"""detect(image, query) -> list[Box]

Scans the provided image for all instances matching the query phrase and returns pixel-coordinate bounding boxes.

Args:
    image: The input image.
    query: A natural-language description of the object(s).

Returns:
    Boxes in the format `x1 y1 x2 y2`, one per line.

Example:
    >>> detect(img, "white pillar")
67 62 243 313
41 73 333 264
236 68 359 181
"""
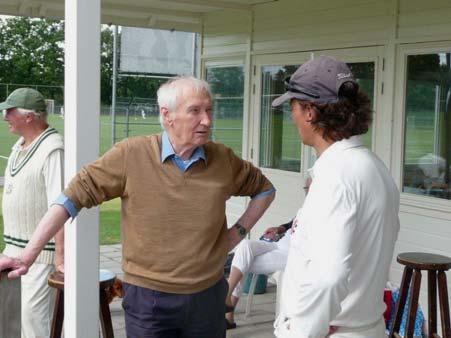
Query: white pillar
64 0 101 337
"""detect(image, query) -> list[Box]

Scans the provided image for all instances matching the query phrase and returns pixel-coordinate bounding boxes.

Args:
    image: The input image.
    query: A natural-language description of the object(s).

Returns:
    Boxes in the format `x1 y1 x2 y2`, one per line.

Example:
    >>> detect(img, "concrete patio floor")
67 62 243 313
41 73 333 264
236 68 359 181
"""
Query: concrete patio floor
100 244 277 338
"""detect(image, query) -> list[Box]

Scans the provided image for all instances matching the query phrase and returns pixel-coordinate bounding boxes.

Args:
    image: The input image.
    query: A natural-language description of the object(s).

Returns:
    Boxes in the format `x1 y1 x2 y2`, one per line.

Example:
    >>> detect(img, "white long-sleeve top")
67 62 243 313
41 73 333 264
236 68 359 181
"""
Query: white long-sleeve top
275 136 400 338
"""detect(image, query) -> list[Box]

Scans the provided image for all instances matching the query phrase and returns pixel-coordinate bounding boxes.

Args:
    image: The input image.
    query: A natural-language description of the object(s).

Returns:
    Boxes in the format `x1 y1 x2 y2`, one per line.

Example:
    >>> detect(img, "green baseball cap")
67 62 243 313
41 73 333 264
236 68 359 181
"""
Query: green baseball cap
0 87 47 112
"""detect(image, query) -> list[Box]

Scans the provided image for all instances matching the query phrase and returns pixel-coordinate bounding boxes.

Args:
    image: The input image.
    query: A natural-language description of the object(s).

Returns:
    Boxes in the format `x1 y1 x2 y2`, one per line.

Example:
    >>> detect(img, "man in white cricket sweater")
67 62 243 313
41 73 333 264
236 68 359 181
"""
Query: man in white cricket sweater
1 88 64 338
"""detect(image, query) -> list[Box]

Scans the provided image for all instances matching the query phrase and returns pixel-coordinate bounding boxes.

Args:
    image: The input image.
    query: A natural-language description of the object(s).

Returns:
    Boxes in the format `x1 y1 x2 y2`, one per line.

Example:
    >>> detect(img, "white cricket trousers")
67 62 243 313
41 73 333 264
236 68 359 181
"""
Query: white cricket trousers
21 262 56 338
231 233 290 297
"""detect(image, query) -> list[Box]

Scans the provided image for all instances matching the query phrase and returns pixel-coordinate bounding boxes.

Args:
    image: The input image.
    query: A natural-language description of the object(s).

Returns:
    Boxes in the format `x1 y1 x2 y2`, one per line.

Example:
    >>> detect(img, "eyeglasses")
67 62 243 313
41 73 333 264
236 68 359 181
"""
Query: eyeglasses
284 76 320 99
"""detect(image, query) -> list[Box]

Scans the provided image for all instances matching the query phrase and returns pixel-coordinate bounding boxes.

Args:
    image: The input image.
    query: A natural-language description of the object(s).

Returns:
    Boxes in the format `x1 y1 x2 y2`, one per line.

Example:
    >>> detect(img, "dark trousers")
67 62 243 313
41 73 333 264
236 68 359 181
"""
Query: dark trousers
122 278 227 338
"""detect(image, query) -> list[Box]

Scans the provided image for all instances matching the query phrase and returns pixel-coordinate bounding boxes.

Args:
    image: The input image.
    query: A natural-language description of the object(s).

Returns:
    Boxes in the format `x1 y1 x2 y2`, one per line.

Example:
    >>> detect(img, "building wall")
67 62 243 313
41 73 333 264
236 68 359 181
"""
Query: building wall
201 0 451 324
252 0 393 53
201 9 251 57
202 0 451 54
398 0 451 42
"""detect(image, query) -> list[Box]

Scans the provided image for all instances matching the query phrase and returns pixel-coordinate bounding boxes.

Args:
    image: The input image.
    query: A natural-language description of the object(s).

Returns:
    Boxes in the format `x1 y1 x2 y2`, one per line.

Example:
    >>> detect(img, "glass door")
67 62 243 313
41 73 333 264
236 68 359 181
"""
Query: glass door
205 65 245 157
254 49 381 173
249 48 382 237
260 64 301 172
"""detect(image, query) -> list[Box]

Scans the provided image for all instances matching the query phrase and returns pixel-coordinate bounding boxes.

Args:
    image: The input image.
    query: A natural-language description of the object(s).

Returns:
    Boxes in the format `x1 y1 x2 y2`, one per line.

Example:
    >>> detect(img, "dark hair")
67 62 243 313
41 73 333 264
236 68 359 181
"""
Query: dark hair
297 82 372 142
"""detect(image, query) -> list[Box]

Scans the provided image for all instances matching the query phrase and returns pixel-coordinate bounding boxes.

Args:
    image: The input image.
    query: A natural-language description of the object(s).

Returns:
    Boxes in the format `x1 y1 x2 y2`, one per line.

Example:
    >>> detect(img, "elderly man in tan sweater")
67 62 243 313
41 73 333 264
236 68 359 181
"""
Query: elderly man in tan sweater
0 76 275 338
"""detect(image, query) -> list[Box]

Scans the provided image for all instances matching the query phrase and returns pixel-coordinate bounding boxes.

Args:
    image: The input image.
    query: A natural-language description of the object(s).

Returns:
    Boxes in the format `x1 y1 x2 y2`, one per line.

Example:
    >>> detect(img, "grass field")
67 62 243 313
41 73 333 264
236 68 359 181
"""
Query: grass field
0 114 246 174
0 186 122 251
0 188 2 251
0 114 246 251
1 111 436 173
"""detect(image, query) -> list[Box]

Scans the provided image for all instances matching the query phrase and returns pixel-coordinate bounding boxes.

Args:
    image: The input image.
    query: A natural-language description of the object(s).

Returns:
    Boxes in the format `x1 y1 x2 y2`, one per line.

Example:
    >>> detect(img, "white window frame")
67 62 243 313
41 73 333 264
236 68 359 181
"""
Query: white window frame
250 47 383 177
201 58 249 159
251 52 313 178
313 47 384 155
201 57 252 226
393 41 451 214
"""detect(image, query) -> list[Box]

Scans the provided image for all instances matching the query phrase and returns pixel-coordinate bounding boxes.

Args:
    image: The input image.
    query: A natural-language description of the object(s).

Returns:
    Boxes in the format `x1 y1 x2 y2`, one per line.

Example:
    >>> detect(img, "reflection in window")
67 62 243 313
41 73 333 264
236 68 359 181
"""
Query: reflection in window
348 62 375 148
260 65 301 172
403 53 451 200
206 66 244 157
259 62 375 172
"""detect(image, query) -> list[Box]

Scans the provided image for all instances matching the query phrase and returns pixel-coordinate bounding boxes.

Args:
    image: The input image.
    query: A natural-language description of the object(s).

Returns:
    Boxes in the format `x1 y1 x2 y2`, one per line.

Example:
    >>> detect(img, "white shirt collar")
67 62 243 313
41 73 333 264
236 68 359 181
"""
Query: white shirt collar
310 135 364 178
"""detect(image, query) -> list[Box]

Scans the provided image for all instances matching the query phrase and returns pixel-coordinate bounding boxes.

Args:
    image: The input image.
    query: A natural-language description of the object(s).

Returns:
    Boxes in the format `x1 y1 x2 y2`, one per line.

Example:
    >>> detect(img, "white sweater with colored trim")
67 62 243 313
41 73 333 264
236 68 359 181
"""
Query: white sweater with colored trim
2 127 64 265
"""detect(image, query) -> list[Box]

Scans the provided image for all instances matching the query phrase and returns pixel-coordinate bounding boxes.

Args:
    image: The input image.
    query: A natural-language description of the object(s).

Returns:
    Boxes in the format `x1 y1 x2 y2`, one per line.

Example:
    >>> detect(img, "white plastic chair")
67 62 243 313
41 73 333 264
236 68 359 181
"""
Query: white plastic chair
244 270 284 319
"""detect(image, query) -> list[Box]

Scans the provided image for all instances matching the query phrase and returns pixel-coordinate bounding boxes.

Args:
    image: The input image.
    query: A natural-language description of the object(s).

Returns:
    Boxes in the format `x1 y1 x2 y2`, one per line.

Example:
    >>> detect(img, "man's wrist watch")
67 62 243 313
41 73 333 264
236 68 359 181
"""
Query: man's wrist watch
234 223 247 239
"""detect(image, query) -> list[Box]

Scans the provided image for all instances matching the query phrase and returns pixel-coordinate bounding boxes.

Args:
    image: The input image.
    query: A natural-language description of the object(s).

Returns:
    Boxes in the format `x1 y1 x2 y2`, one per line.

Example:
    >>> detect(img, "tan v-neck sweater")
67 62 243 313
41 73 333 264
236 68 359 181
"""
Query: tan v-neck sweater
64 134 273 293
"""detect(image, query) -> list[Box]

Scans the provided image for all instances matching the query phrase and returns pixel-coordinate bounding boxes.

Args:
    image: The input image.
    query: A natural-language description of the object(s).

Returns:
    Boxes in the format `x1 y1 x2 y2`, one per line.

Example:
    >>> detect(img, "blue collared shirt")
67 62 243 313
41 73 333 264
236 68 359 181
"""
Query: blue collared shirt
160 131 206 172
56 132 275 218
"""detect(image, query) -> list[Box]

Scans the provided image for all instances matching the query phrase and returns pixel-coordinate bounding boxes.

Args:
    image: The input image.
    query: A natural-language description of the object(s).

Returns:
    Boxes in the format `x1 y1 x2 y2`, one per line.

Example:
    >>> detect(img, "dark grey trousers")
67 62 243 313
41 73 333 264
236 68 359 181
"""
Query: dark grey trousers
122 278 227 338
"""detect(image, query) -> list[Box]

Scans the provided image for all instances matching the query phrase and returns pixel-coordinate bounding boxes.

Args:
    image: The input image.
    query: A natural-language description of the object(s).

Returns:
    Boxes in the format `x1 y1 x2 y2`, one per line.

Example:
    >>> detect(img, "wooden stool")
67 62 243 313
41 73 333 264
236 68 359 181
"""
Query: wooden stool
389 252 451 338
48 269 116 338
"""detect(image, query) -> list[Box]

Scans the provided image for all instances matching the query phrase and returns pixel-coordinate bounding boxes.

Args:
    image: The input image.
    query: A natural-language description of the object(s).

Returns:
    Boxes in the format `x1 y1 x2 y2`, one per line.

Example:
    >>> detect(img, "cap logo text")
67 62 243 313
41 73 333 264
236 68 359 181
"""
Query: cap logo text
337 73 351 80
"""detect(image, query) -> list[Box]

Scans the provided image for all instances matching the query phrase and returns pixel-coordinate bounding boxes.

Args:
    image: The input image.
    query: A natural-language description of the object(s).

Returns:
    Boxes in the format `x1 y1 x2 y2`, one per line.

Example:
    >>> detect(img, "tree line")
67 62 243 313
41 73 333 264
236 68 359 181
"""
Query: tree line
0 16 162 107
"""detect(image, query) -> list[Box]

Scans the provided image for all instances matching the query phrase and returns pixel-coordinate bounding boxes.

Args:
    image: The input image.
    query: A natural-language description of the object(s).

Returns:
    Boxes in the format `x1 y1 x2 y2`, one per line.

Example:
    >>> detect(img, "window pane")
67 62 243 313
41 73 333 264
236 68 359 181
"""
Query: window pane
260 65 301 172
348 62 374 148
259 61 374 172
403 53 451 200
206 66 244 157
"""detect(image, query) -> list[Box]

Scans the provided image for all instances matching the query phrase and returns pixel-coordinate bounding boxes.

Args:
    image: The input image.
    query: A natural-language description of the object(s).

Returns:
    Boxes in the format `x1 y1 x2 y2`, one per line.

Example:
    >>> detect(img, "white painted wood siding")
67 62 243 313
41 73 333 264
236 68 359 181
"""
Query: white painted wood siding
202 10 251 57
202 0 451 54
252 0 394 53
202 1 451 326
398 0 451 41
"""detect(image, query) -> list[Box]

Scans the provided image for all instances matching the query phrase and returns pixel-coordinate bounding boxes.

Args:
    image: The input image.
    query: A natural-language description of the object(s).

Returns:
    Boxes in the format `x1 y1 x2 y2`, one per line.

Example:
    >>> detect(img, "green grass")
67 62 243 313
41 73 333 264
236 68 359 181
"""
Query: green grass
0 188 3 252
99 198 122 245
0 118 12 175
0 114 128 175
0 114 244 174
0 114 244 252
0 186 122 251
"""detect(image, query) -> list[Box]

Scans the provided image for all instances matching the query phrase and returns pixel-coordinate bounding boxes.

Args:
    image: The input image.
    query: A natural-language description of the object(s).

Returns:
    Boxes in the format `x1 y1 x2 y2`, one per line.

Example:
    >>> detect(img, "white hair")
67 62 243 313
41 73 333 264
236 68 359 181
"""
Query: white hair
16 107 48 122
157 76 212 129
